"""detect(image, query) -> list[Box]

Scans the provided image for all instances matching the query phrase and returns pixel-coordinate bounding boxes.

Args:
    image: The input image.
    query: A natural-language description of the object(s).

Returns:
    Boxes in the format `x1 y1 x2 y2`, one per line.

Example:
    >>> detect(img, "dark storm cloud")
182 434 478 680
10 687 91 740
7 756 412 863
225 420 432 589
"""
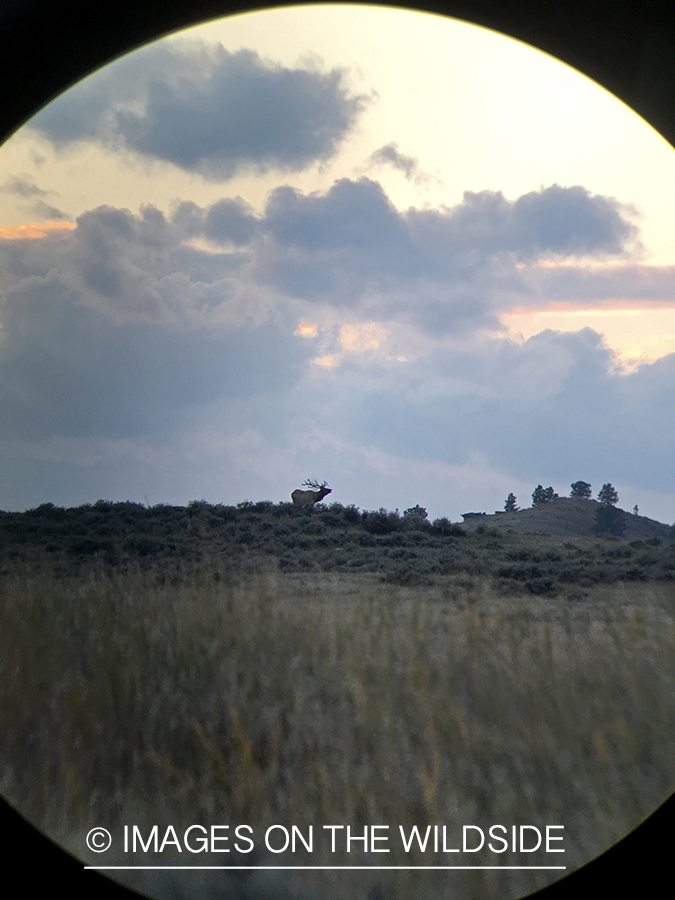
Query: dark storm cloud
28 42 367 179
367 143 434 185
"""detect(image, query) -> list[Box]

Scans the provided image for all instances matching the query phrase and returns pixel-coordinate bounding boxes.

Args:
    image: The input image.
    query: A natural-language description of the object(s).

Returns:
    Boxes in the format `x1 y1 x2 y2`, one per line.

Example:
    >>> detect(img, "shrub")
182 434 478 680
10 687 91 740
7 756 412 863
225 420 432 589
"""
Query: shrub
272 502 296 518
431 517 451 534
431 518 464 537
403 505 428 521
321 514 344 528
362 509 401 535
69 538 115 556
508 549 535 562
122 537 163 557
343 505 361 524
212 505 237 521
526 577 556 596
494 578 523 596
31 503 67 520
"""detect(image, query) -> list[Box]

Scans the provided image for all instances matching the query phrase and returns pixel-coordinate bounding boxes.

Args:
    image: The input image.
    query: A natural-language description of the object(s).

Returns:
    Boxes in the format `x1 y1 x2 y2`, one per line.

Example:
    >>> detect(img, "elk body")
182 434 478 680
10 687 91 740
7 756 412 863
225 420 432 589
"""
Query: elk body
291 479 332 506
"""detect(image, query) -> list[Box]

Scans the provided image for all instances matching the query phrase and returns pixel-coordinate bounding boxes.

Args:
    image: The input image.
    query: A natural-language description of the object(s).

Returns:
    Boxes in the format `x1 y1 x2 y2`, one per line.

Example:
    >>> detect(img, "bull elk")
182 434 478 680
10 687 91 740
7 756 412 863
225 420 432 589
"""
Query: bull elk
291 479 332 506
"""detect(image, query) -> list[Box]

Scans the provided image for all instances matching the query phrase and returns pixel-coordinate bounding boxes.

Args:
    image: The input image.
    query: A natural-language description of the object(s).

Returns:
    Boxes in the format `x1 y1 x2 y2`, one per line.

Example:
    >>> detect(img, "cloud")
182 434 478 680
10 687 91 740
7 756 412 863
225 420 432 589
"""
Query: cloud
135 181 643 335
0 203 249 323
172 197 260 247
28 42 368 180
366 143 438 186
249 179 641 334
0 175 50 198
340 325 675 495
264 178 410 254
0 176 69 221
30 198 69 220
0 267 310 443
519 261 675 305
1 180 671 515
0 204 313 444
0 180 650 343
405 184 640 262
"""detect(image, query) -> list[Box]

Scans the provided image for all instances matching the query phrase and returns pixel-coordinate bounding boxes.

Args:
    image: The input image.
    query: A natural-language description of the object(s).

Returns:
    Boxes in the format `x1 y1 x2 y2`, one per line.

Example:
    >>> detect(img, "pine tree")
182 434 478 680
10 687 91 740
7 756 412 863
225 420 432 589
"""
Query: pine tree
570 481 592 499
532 485 547 506
598 483 619 506
504 492 519 512
532 485 558 506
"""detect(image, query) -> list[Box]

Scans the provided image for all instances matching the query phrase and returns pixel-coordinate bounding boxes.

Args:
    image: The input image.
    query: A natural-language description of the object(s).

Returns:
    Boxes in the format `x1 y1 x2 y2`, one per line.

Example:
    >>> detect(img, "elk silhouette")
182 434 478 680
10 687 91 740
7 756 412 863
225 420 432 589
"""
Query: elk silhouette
291 479 332 506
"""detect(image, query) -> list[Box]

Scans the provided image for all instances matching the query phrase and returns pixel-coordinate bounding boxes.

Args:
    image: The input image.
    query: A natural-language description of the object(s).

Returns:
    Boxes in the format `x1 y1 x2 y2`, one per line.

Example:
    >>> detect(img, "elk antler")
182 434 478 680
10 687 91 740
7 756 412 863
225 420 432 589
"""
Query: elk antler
302 479 329 489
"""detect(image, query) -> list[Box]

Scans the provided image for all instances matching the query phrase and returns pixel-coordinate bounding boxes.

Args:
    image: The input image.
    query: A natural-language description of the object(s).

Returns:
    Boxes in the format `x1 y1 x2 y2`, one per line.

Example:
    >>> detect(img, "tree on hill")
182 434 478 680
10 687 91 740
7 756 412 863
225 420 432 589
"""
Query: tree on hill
403 505 428 521
598 483 619 506
570 481 592 499
532 485 559 506
595 504 625 537
504 492 519 512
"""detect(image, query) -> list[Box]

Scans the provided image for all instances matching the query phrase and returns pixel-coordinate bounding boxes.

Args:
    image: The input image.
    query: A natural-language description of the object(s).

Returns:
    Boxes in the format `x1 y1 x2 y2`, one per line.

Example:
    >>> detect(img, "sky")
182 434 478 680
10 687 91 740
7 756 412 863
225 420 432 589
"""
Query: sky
1 3 675 522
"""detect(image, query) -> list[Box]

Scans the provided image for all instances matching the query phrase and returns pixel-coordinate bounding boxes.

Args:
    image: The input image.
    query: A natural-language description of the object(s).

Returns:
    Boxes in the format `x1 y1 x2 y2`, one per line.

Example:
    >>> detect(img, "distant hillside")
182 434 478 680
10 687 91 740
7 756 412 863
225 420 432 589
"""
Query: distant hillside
461 497 672 540
2 499 675 594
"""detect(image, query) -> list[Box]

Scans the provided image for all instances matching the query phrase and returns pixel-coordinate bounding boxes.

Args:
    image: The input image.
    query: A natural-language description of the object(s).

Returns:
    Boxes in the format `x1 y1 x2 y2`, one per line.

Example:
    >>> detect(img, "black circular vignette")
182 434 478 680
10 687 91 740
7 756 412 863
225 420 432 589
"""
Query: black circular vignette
0 2 674 898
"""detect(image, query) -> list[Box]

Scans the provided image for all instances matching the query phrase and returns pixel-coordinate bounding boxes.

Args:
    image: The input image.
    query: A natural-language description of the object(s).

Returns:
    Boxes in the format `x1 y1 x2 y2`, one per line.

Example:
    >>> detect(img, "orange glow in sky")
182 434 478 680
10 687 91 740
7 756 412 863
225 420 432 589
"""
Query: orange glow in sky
313 355 339 368
339 323 385 352
502 302 675 367
296 322 318 338
0 221 75 240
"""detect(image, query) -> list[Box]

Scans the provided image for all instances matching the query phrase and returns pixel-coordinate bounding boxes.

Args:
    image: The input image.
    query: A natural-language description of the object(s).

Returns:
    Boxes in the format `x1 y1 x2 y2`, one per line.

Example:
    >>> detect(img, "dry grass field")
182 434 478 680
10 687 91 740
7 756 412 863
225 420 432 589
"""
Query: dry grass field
1 533 675 899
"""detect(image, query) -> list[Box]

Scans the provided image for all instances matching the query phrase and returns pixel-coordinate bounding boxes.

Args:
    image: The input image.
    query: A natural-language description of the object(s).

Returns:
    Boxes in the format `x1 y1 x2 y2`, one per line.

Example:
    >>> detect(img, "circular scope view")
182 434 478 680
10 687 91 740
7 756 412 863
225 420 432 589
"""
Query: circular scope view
1 5 674 899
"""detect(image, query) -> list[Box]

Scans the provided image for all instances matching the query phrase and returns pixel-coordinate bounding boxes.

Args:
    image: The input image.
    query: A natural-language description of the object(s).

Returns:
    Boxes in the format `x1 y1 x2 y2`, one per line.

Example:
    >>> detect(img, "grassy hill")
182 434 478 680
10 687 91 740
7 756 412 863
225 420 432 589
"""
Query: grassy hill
462 496 672 540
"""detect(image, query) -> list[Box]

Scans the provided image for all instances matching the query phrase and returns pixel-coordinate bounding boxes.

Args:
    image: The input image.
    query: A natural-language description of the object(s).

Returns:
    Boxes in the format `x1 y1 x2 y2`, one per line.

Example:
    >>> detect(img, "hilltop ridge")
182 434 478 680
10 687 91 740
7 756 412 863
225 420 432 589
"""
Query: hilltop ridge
461 497 671 540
